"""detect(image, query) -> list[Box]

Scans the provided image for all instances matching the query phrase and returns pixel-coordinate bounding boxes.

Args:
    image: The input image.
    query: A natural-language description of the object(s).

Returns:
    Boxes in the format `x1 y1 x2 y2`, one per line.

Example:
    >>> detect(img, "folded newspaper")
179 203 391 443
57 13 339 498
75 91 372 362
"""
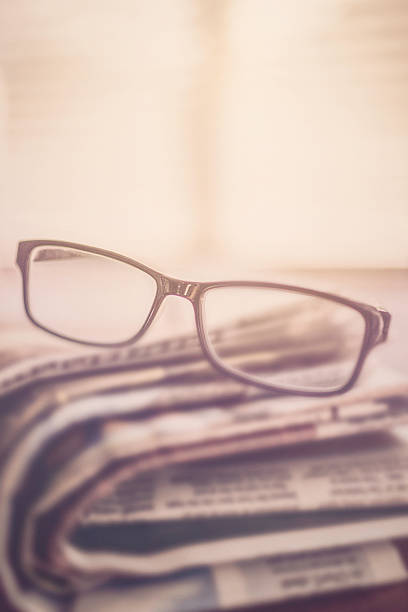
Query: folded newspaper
1 320 408 612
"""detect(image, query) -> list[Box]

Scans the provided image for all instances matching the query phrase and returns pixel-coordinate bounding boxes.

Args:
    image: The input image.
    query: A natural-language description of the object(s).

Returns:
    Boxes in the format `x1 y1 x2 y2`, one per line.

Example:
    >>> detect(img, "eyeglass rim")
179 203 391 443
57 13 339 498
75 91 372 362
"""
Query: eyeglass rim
16 239 391 397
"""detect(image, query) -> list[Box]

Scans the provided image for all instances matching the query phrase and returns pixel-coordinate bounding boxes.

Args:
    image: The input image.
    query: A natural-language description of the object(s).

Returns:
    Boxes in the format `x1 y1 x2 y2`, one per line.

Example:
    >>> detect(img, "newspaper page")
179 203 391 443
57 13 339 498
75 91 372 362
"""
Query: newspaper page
0 299 304 397
14 415 408 590
74 541 408 612
1 364 408 606
1 302 408 611
82 429 408 523
55 427 408 580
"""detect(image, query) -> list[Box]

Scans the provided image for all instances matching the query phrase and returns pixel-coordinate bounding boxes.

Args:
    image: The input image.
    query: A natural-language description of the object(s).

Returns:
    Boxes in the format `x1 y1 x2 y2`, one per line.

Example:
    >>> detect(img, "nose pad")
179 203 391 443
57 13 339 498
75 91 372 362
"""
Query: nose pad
139 294 198 346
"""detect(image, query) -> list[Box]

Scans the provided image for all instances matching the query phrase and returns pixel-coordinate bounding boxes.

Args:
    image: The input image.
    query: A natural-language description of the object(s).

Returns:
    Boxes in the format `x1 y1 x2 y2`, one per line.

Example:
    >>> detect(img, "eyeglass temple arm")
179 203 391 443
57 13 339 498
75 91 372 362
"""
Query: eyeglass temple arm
371 307 391 346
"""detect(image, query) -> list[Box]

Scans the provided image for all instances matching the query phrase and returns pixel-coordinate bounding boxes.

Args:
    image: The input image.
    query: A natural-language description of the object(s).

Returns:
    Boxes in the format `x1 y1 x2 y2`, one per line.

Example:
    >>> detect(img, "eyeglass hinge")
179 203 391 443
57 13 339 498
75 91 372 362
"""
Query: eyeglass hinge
374 306 391 344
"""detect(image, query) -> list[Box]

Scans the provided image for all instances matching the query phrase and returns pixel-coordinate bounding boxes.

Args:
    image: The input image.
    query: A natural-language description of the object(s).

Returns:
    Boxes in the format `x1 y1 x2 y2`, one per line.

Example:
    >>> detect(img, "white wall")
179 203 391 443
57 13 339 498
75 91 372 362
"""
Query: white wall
0 1 407 270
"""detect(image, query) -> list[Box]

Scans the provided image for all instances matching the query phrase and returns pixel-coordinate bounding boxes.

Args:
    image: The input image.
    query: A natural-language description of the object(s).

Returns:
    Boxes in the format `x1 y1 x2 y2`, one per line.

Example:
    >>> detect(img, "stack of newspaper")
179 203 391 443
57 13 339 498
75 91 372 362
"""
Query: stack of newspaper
1 320 408 612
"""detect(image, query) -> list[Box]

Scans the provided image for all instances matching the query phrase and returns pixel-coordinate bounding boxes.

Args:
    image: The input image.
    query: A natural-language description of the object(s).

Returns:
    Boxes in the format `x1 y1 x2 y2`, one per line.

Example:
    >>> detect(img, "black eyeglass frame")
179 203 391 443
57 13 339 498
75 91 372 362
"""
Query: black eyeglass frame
16 240 391 398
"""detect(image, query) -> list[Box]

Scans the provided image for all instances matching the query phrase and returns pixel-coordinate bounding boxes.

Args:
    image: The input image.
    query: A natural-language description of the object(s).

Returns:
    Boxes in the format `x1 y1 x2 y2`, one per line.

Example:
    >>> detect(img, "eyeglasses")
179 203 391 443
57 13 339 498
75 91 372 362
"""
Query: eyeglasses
16 240 391 397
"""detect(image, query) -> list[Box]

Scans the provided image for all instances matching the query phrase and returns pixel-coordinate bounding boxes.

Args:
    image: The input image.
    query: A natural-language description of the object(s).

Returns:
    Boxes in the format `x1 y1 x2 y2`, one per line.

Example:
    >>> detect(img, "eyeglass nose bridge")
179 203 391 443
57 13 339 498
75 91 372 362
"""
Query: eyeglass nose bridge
159 275 200 302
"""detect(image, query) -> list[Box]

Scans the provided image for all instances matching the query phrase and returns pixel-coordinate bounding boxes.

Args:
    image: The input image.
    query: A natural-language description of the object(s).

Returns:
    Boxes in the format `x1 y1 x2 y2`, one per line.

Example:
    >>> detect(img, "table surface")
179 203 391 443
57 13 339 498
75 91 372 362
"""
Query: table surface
1 268 407 612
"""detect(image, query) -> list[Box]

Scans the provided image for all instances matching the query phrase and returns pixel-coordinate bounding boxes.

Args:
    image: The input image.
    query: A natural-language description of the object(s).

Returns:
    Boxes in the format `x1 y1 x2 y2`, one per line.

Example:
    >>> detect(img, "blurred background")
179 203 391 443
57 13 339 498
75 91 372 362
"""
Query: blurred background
0 0 407 273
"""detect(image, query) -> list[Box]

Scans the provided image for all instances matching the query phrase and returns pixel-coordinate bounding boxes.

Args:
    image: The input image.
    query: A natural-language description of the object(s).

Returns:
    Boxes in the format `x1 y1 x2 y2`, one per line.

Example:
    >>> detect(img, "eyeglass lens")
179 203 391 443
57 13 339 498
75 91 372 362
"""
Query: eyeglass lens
202 286 366 392
27 246 157 345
